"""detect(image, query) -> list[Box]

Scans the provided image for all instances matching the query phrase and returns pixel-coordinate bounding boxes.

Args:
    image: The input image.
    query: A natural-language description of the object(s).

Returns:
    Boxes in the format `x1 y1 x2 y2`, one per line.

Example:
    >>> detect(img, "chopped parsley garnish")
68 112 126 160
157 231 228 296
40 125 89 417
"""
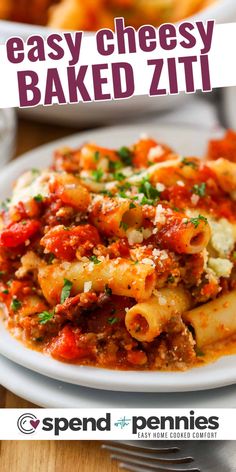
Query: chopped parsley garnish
0 271 5 277
48 253 55 264
100 189 113 197
89 255 101 265
1 198 11 211
140 196 155 206
118 182 132 192
31 168 40 175
92 168 104 182
233 251 236 260
60 279 73 303
192 183 206 197
187 215 208 228
117 146 133 166
196 347 205 357
34 194 43 202
38 311 54 325
181 158 197 169
139 176 160 202
94 151 100 162
173 206 180 212
167 274 175 283
113 172 126 181
105 284 112 296
109 160 122 172
2 289 9 294
119 221 128 231
108 317 119 325
7 280 12 287
119 191 129 199
11 298 22 312
129 202 136 209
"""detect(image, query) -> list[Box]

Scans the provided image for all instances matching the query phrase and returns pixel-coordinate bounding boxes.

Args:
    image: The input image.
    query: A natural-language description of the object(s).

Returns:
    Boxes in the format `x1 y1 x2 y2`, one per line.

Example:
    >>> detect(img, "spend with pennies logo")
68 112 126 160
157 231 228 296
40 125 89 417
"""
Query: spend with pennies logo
17 413 40 435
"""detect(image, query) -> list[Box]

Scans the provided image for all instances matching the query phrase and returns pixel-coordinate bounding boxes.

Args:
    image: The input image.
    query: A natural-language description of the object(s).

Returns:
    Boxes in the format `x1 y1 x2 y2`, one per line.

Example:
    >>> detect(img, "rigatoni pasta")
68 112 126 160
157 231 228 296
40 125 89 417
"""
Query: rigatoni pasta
125 287 192 342
90 196 143 237
1 129 236 371
38 257 156 304
183 290 236 348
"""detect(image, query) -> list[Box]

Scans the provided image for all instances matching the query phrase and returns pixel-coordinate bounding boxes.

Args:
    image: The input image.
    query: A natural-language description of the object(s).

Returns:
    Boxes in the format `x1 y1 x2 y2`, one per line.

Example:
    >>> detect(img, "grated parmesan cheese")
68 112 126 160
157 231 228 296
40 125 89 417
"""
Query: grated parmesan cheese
156 182 165 192
148 145 165 161
152 248 168 260
84 281 92 293
191 194 200 206
141 258 156 268
87 262 94 272
153 289 167 305
154 204 166 225
127 228 144 245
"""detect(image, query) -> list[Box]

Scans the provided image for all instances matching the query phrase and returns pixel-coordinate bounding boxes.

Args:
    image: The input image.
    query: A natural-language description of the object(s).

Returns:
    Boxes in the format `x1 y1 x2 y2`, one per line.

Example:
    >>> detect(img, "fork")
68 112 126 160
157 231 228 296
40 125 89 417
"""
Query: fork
101 441 236 472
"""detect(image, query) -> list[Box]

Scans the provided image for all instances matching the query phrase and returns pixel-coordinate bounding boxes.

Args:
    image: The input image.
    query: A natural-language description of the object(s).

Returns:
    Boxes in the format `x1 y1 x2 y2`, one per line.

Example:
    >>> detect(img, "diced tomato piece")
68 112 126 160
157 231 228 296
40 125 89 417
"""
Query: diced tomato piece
108 239 130 258
133 139 172 168
8 280 31 297
0 220 40 247
41 224 100 261
127 350 147 366
50 326 91 361
207 129 236 162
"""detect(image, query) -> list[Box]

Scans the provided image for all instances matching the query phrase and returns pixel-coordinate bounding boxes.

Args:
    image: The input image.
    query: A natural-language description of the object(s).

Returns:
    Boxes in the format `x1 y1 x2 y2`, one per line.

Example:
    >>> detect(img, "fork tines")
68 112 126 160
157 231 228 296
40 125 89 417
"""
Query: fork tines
101 443 200 472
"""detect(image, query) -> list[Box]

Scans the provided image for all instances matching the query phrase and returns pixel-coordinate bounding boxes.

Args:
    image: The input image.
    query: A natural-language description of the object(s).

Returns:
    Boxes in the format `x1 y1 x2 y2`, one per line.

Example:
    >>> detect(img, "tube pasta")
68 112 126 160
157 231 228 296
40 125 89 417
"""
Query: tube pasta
50 173 91 211
125 287 192 342
38 258 156 305
126 158 182 185
90 196 143 237
183 290 236 348
154 209 211 254
79 144 118 171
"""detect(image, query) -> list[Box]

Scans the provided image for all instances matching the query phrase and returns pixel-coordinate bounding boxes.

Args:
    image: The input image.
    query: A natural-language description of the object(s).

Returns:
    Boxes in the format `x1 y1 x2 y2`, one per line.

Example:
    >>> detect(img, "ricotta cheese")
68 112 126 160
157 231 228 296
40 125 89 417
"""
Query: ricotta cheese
208 257 233 278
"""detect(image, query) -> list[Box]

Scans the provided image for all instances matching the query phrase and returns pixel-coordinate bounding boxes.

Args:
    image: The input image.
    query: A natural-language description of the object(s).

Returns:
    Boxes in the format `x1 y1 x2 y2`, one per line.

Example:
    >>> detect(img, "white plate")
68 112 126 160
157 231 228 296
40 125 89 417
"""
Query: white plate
1 122 235 394
223 86 236 129
2 354 236 407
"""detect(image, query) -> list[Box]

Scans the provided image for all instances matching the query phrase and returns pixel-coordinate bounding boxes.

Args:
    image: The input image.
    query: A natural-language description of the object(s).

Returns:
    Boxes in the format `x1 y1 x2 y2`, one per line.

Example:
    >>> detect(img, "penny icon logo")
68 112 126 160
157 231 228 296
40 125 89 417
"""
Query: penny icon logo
17 414 40 434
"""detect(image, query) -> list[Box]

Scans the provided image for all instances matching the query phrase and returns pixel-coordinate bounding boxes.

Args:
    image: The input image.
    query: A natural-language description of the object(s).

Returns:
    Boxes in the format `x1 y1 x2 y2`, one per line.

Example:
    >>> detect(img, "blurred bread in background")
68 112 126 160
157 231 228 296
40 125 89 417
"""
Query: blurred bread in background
0 0 216 30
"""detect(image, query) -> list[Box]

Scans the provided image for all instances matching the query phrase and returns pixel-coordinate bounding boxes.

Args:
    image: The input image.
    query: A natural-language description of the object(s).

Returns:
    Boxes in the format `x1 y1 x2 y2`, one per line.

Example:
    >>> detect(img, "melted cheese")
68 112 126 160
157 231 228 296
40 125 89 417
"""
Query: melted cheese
208 257 233 278
209 218 236 257
10 169 53 207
